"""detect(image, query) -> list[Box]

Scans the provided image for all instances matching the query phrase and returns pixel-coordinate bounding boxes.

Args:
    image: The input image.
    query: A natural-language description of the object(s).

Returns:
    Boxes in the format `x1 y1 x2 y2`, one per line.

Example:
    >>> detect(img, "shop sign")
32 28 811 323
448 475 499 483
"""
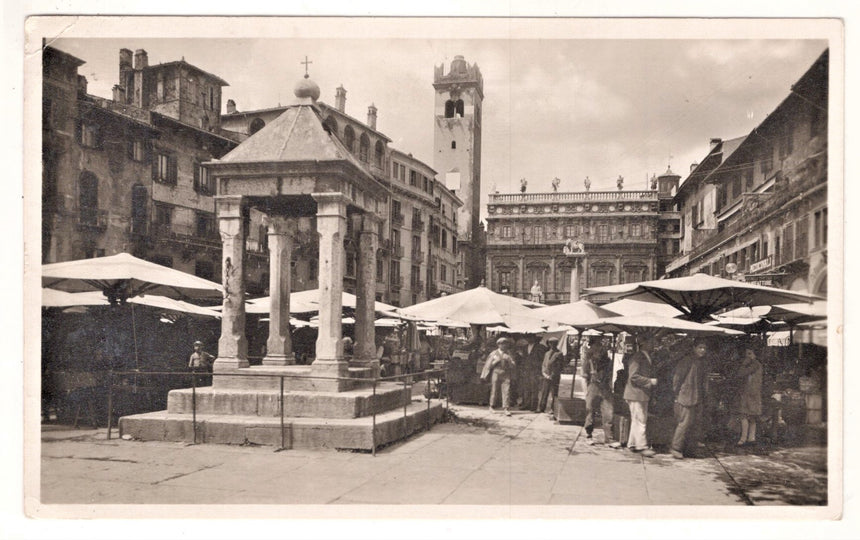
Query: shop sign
750 255 773 273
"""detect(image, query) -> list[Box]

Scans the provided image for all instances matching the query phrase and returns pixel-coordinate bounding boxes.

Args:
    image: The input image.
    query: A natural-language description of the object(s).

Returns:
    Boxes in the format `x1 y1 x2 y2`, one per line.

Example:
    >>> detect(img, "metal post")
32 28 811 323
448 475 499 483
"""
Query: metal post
279 376 285 451
445 367 449 415
425 370 431 432
191 371 197 445
371 378 377 457
403 376 408 429
106 371 113 440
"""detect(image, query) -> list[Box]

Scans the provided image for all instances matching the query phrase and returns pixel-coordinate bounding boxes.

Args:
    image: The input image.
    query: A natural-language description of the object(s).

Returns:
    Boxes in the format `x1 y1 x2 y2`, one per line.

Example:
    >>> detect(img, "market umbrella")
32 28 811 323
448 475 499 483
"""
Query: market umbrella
42 252 223 304
588 312 744 336
42 288 220 318
42 288 108 308
601 298 684 318
245 289 397 315
765 301 827 325
583 273 822 322
398 285 545 326
529 300 620 329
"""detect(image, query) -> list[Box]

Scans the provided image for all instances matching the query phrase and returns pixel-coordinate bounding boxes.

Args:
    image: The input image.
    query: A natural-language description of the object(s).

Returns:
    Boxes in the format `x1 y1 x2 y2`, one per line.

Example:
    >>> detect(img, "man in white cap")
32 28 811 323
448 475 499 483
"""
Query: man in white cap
188 340 214 372
481 336 517 416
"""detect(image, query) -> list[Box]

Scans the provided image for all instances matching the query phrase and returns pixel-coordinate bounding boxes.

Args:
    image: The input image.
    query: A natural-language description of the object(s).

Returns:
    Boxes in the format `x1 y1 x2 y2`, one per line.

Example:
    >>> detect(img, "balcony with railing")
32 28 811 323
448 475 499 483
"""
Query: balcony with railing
393 244 405 258
391 275 402 289
391 213 404 226
412 217 425 231
488 190 658 204
411 249 425 261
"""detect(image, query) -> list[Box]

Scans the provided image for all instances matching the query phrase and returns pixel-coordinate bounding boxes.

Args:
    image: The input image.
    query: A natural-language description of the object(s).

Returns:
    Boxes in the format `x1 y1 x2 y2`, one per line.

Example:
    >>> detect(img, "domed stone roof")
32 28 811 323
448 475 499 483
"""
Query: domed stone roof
294 74 320 101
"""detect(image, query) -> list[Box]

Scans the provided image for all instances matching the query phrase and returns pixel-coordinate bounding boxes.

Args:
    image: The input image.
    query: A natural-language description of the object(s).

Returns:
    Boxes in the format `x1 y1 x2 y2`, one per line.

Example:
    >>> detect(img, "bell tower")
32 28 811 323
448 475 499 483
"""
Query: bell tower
433 55 484 288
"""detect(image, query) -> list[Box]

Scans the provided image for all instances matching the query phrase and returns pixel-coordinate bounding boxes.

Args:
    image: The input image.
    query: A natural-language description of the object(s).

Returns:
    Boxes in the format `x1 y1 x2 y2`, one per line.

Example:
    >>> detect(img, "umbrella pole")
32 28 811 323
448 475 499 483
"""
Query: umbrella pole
570 333 582 399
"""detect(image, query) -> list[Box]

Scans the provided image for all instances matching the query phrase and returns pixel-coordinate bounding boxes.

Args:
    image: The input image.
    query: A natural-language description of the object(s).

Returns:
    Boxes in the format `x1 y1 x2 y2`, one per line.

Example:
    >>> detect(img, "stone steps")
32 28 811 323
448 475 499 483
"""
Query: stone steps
118 400 445 450
166 383 411 419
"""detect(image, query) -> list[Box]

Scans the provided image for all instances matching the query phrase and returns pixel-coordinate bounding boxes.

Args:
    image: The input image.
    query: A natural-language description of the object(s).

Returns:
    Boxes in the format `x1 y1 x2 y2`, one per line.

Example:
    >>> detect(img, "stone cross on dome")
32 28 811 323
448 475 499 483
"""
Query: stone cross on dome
301 55 313 78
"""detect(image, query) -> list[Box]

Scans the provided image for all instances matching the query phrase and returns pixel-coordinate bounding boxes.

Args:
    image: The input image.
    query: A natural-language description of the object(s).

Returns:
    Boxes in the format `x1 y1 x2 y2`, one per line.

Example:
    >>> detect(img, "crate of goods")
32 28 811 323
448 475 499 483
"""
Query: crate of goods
554 397 586 424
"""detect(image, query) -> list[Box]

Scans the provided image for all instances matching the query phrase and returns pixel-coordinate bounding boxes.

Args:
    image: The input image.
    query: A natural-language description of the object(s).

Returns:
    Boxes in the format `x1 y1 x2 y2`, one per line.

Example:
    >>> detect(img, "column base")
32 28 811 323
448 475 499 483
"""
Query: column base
351 357 381 378
262 354 296 367
213 357 250 372
310 358 351 392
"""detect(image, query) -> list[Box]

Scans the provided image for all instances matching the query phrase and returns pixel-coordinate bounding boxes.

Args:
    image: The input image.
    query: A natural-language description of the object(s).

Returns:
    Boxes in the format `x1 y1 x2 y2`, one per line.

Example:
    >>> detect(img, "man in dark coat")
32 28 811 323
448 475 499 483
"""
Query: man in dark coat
670 339 709 459
582 337 619 447
623 333 658 457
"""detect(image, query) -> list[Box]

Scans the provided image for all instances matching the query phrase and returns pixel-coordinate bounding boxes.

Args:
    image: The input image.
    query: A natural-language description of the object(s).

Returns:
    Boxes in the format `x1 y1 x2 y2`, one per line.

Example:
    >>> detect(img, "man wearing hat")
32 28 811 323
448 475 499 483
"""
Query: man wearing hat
623 333 659 457
188 340 214 372
582 337 619 447
537 337 564 414
481 337 517 416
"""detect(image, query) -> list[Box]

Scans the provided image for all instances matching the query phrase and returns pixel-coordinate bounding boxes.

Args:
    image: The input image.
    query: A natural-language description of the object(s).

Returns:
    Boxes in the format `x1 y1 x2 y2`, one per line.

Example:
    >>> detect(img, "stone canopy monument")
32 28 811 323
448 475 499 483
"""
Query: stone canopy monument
120 68 442 450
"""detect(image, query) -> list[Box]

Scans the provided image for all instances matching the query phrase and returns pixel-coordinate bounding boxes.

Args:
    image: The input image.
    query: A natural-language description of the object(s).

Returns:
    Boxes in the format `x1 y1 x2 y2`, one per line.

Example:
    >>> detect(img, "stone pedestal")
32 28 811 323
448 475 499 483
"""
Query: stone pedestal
353 214 380 376
214 196 249 371
568 253 585 303
263 216 295 366
310 193 350 390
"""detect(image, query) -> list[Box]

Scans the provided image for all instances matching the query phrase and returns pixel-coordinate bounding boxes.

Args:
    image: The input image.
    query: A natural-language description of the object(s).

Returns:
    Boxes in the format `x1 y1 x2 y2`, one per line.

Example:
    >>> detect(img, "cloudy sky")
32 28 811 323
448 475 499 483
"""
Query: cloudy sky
54 34 827 216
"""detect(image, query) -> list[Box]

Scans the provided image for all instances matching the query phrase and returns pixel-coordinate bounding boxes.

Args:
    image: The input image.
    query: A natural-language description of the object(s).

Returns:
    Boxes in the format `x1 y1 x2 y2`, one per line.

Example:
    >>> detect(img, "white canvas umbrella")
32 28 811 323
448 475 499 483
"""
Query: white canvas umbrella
589 312 744 336
398 285 546 326
43 252 223 304
245 289 397 315
584 273 822 322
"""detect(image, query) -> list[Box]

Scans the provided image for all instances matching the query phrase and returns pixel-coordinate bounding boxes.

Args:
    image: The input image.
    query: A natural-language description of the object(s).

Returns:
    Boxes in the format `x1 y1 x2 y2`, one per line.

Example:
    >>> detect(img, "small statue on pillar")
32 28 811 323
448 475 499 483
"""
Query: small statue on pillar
617 175 624 191
530 280 543 303
551 177 561 192
584 176 591 192
520 178 528 193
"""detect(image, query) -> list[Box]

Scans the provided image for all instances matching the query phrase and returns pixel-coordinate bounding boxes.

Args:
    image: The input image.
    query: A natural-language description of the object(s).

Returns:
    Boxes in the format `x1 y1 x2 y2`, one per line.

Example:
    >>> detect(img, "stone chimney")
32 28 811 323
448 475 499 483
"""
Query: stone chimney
119 48 133 72
134 49 148 70
226 99 237 114
335 85 346 112
709 138 722 151
367 103 378 130
77 75 88 97
112 84 124 101
690 162 698 172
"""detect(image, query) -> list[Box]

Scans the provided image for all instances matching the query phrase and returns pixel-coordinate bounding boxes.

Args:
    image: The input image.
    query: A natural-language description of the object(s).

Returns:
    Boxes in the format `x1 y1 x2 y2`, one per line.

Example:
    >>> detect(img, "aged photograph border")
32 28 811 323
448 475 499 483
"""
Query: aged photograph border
12 8 850 537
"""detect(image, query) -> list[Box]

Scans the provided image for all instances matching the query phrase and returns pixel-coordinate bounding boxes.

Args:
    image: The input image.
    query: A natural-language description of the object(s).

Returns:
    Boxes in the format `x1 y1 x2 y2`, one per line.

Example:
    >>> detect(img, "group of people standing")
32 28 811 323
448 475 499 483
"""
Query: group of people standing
480 335 565 416
479 331 764 460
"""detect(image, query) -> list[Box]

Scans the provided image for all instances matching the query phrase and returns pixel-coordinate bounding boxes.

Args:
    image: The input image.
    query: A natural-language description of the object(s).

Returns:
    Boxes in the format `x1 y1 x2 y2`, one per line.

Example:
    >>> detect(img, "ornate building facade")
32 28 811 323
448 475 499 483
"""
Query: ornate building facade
485 189 661 304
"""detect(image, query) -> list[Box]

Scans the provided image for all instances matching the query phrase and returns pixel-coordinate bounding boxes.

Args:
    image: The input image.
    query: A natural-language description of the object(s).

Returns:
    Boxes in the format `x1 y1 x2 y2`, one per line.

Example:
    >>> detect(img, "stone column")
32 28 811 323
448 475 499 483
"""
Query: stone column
263 215 295 366
353 213 380 376
311 192 350 390
214 195 249 371
569 255 583 303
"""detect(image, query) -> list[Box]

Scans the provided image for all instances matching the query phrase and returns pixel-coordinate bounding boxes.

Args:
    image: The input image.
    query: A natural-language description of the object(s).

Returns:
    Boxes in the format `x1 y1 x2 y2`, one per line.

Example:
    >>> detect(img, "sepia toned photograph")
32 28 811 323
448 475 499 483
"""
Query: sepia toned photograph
22 15 842 524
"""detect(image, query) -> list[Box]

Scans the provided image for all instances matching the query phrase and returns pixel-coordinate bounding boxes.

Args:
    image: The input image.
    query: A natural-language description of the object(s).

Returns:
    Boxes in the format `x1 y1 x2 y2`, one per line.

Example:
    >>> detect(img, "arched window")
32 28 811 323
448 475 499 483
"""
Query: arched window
445 100 455 118
374 140 384 167
343 126 355 153
79 172 99 226
455 99 464 117
324 116 338 135
359 133 370 162
249 117 265 135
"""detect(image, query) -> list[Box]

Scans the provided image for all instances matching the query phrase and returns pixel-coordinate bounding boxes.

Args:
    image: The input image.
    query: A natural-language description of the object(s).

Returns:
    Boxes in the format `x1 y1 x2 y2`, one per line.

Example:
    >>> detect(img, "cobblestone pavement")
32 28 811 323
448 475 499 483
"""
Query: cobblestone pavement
36 404 827 512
